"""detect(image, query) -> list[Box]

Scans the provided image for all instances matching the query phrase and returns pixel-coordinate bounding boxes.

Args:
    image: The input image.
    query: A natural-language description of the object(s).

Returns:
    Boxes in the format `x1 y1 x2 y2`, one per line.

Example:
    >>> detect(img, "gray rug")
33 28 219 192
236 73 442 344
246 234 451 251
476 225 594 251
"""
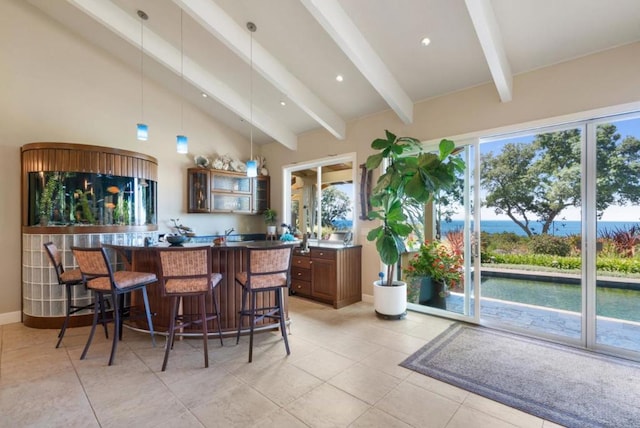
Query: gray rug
400 324 640 428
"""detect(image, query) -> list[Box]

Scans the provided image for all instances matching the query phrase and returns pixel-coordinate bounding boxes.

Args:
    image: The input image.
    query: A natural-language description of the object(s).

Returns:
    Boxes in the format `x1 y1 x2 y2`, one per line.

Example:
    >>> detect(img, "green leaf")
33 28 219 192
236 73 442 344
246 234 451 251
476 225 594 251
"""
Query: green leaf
366 152 384 170
371 138 391 150
439 139 455 159
384 129 397 142
378 233 401 265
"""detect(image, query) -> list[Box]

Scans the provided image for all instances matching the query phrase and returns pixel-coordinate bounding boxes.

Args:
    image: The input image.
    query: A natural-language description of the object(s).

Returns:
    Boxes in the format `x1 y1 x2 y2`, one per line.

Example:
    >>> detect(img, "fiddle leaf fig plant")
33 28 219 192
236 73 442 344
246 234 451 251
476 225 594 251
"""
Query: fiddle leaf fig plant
366 130 463 286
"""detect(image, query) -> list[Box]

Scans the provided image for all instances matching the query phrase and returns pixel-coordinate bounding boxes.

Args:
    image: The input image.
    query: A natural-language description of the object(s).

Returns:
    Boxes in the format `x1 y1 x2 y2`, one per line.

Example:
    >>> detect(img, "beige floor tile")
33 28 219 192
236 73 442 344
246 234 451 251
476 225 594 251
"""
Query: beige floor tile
463 393 545 428
290 347 357 380
161 365 240 408
328 363 402 405
156 410 206 428
190 383 280 428
359 347 413 380
350 407 412 428
286 383 370 427
447 406 522 428
375 381 460 428
231 355 323 406
405 372 469 403
253 408 308 427
0 370 99 428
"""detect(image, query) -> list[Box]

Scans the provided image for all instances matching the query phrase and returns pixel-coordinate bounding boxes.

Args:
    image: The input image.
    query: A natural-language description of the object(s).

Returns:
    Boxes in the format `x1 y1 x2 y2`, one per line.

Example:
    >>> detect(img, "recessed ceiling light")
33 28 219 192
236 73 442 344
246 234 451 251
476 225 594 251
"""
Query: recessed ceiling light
421 37 431 47
201 92 208 98
335 74 344 82
280 100 286 106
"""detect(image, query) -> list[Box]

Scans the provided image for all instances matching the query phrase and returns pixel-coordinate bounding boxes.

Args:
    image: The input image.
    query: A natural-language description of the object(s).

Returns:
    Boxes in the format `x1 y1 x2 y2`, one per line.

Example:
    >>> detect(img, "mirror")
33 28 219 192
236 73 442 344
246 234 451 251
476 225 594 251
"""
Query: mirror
283 153 356 243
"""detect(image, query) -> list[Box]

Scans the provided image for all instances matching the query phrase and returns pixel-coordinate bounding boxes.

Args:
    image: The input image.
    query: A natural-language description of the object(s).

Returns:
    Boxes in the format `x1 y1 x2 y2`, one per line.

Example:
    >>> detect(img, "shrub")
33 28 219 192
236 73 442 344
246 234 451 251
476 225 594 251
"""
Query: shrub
528 235 571 256
481 231 527 254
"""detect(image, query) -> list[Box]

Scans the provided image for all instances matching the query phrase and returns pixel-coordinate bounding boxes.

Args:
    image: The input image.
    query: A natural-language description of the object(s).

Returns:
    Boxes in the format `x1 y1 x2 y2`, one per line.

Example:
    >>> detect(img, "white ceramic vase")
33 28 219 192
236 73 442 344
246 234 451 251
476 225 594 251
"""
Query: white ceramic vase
373 280 407 319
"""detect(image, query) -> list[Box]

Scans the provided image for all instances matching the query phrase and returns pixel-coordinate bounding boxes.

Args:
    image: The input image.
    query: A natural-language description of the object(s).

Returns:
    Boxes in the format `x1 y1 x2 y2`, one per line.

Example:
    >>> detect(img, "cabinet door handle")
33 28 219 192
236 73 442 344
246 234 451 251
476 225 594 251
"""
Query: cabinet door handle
297 285 301 289
319 252 324 256
297 272 302 276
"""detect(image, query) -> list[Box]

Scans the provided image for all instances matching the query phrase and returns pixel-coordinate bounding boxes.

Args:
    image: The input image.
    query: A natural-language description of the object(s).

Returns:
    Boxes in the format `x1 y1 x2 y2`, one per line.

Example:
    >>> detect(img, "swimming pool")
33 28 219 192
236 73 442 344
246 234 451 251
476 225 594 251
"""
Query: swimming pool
479 275 640 323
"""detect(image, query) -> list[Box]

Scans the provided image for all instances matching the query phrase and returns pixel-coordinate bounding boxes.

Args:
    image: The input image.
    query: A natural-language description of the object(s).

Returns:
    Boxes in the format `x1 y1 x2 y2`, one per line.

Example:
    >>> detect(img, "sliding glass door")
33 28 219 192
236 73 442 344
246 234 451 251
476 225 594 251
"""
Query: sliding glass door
592 114 640 355
477 125 584 342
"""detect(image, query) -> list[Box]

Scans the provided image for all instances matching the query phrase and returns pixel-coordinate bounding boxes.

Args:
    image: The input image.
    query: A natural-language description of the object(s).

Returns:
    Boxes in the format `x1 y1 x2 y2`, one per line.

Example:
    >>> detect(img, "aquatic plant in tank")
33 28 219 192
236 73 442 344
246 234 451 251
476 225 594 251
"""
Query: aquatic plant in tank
28 171 157 227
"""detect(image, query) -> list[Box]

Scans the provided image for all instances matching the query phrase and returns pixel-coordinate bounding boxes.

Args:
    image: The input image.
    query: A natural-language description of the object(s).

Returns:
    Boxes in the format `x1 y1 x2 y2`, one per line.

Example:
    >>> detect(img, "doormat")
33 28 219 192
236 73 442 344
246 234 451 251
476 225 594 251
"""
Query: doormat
400 324 640 428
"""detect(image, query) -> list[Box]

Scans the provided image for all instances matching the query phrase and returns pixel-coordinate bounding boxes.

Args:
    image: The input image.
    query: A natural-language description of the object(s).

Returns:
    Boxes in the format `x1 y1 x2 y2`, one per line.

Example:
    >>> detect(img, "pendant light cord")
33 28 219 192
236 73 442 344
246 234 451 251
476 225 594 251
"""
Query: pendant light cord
140 14 144 122
137 10 148 125
180 10 184 133
249 23 254 161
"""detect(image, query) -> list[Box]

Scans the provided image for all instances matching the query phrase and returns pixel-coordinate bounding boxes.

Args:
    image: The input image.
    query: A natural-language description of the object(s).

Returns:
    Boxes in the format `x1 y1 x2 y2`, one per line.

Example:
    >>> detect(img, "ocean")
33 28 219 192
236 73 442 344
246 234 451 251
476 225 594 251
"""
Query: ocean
440 220 640 237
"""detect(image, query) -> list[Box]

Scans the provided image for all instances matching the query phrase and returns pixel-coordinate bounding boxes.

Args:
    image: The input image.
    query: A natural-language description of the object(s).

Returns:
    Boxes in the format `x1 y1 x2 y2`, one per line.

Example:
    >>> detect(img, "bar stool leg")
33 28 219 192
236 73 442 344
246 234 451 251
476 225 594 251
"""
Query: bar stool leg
109 292 121 366
98 294 109 339
142 287 155 347
162 296 179 372
56 283 74 348
212 291 224 346
278 288 290 355
248 291 257 363
80 292 101 360
236 287 248 345
200 294 209 368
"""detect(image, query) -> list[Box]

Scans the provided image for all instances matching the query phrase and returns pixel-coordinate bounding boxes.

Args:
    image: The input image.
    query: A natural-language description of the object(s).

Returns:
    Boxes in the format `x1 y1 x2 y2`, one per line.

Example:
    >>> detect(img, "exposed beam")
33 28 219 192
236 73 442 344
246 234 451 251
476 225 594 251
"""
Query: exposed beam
300 0 414 124
174 0 346 140
465 0 513 102
66 0 297 150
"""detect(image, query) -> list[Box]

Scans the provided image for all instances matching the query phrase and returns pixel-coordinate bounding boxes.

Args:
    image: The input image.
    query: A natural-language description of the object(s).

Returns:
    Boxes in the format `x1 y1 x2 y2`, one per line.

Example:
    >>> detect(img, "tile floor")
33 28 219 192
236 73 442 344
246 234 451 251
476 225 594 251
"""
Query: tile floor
0 297 564 428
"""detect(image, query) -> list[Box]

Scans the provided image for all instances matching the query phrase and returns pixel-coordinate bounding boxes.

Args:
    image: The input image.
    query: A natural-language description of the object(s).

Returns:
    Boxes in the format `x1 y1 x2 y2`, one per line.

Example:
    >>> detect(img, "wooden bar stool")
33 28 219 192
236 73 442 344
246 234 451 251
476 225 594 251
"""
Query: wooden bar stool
235 245 294 362
72 246 157 366
156 246 224 371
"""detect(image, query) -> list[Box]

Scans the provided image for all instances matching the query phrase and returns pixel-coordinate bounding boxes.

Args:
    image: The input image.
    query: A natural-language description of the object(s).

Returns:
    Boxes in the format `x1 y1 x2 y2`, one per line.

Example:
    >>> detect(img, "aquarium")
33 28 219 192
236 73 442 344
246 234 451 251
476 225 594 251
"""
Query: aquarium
27 171 157 227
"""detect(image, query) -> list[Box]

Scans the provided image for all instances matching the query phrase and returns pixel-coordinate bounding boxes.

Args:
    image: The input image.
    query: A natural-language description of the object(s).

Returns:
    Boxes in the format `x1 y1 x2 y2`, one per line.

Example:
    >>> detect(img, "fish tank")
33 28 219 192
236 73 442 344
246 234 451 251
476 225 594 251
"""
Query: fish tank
27 171 157 227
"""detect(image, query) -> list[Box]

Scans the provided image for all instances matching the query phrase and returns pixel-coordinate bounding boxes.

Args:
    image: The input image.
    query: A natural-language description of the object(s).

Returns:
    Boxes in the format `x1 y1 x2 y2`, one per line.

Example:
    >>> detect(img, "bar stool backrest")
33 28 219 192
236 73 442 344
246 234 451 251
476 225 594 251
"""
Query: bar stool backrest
157 246 212 295
245 246 293 290
43 242 69 284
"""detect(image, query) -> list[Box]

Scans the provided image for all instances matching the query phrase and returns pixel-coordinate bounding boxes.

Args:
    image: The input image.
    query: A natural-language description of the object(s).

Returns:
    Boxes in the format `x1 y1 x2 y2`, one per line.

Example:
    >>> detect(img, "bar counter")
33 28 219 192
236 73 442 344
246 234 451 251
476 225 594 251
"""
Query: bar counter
107 240 294 336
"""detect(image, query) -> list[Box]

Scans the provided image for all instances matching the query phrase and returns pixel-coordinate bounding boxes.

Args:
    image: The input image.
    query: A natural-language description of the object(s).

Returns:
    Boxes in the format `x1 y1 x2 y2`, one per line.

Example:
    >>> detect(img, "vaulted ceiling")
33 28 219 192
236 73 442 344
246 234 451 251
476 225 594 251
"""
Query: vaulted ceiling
27 0 640 150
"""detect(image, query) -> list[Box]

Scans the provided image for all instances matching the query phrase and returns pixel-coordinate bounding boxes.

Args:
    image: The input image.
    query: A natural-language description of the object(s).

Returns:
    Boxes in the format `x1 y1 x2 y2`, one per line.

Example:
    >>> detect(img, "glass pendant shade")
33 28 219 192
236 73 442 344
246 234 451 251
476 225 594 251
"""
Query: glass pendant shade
246 159 258 177
136 123 148 141
176 135 188 154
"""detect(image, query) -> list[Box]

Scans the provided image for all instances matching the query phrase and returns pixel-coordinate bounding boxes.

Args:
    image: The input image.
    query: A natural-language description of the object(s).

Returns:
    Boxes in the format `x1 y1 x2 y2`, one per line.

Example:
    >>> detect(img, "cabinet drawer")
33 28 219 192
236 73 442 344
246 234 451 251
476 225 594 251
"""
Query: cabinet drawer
292 267 311 281
310 248 336 261
291 279 311 296
292 255 312 269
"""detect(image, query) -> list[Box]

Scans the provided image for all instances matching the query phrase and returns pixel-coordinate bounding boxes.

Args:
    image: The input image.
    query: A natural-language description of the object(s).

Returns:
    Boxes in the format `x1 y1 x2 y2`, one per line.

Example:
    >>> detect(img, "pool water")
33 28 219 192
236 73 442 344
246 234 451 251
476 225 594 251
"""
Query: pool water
479 276 640 323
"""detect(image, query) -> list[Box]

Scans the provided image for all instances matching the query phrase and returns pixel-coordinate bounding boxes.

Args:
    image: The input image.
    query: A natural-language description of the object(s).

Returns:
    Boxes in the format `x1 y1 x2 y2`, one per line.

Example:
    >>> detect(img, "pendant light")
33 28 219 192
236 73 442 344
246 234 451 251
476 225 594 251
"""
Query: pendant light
136 10 148 141
176 10 188 154
245 22 258 178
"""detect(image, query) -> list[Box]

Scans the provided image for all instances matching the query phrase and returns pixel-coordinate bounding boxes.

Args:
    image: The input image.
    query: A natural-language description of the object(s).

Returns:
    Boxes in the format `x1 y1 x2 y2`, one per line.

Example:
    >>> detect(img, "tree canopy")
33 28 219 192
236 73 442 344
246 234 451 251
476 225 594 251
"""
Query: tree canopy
480 124 640 236
320 186 351 227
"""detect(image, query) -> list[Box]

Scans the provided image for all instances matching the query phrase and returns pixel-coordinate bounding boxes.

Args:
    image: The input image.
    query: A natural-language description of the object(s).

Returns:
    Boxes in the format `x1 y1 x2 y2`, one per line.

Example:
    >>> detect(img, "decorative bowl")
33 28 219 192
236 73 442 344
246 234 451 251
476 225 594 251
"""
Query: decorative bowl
166 235 187 246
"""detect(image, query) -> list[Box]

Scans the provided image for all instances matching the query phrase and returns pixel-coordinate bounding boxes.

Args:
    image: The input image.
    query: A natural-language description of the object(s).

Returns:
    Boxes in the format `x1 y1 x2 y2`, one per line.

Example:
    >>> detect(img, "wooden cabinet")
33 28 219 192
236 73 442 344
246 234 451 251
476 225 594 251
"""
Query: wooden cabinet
291 246 361 308
187 168 269 214
252 176 269 213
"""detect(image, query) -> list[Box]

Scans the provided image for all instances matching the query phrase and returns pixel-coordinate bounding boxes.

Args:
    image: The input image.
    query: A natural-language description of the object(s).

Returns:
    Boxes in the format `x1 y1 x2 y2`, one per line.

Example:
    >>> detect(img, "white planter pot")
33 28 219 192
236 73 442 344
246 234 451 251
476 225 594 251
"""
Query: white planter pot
373 280 407 320
266 225 276 235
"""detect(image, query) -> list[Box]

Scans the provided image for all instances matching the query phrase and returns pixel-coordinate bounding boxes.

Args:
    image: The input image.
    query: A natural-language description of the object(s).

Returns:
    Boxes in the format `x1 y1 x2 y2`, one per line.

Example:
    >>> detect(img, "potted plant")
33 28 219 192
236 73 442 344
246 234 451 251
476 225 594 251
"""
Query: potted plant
404 240 463 309
264 208 278 235
366 130 463 318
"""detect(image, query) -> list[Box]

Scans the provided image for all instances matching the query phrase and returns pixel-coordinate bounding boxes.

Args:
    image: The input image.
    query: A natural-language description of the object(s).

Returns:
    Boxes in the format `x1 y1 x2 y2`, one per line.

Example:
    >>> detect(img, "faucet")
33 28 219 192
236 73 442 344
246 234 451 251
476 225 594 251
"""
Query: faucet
225 227 234 237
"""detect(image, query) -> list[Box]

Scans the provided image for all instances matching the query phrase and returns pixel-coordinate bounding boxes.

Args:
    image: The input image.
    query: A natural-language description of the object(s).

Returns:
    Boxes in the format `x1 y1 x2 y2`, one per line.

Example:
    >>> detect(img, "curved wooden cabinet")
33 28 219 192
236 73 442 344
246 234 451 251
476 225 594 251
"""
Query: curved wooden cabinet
21 143 159 328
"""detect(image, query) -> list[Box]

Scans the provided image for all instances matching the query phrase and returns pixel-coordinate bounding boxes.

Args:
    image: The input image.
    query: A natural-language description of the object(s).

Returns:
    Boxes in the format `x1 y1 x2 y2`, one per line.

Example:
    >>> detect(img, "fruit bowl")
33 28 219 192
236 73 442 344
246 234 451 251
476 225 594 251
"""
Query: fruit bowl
166 235 187 246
